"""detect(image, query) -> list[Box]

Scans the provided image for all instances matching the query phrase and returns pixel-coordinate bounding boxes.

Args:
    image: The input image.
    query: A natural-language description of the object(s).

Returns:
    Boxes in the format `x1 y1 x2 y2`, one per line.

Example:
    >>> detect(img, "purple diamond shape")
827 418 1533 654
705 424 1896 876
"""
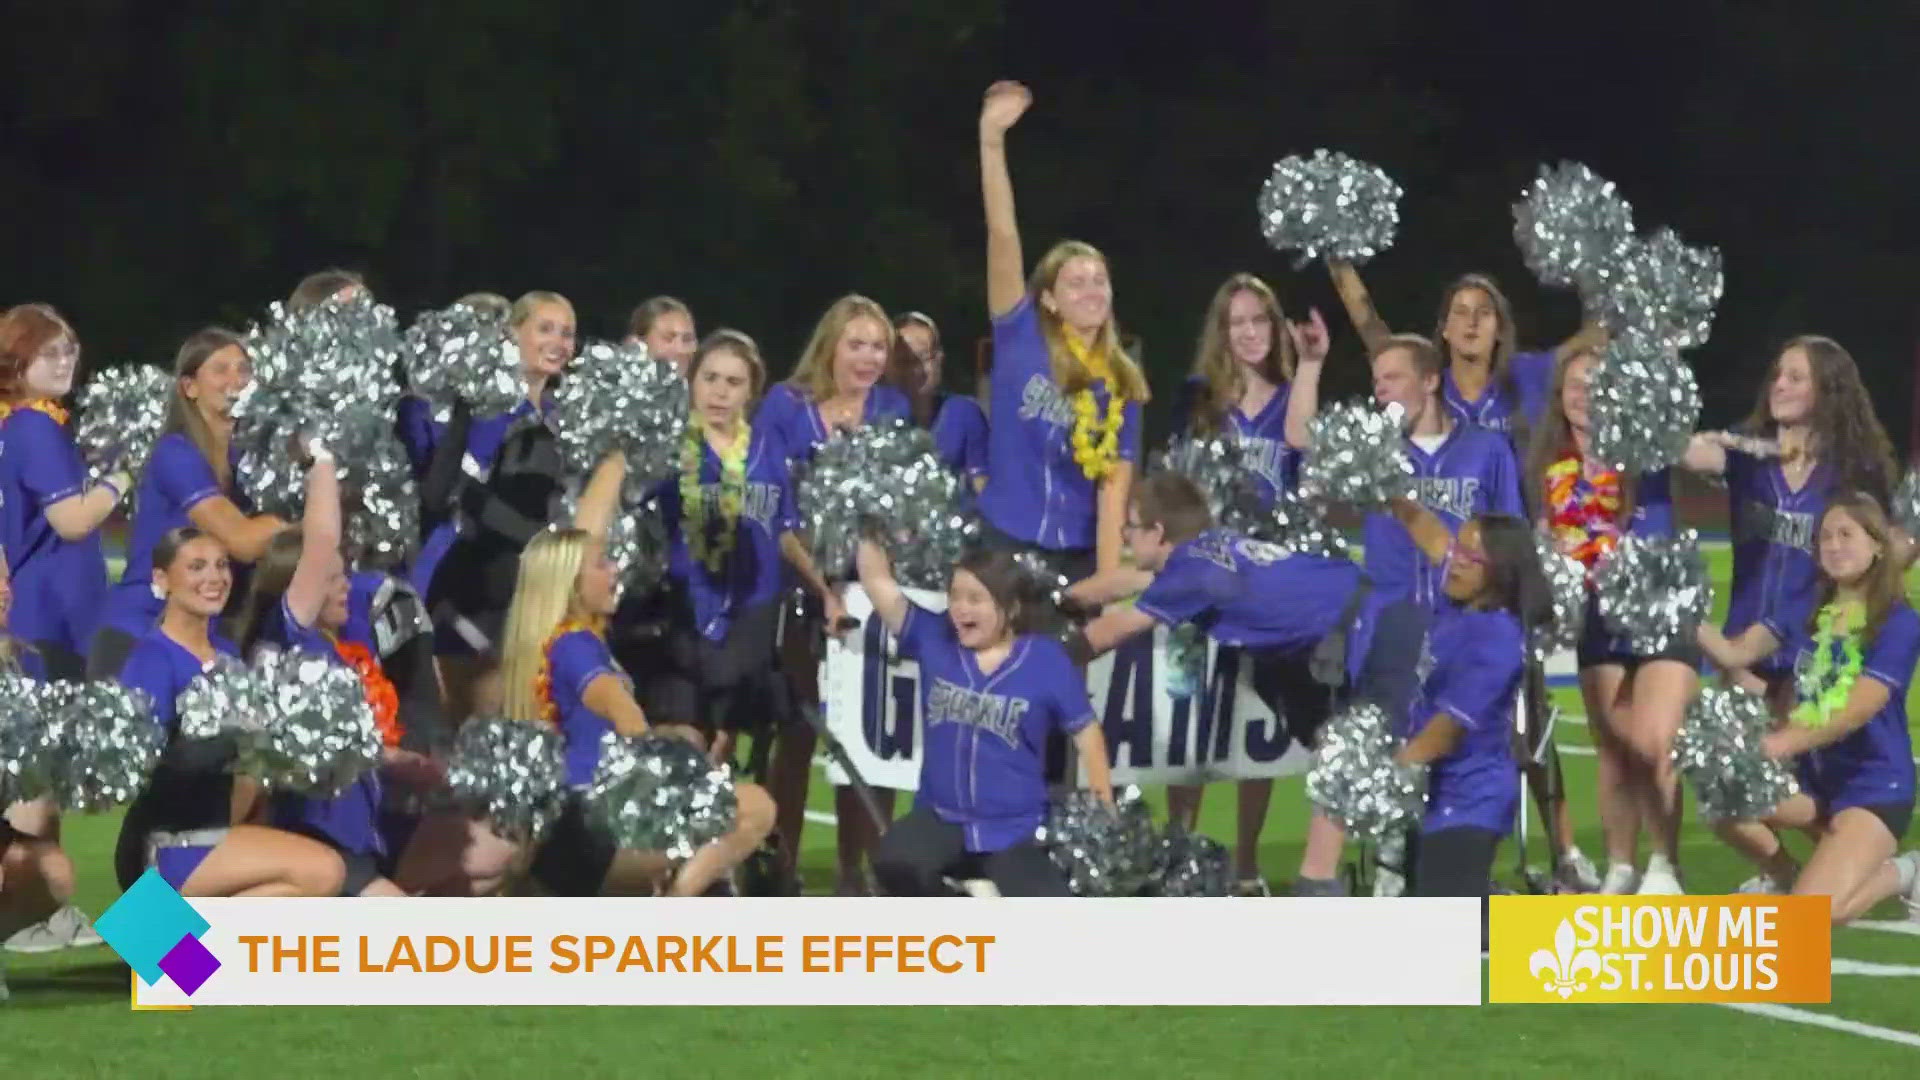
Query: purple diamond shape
157 934 220 996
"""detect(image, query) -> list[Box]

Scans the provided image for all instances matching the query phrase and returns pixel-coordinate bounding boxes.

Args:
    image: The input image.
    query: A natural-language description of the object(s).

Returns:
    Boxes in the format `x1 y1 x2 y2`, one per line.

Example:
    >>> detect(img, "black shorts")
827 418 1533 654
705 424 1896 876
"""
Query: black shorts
528 797 616 897
1831 801 1914 842
1244 645 1336 751
653 599 784 730
1575 595 1703 671
283 824 386 897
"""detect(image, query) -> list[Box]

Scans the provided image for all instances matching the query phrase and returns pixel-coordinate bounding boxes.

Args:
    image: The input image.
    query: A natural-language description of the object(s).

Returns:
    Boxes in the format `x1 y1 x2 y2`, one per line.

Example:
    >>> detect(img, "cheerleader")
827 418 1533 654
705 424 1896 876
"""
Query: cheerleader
0 560 82 967
502 453 775 897
1067 472 1429 896
861 541 1111 896
1163 274 1327 894
113 527 345 898
625 296 697 376
754 294 910 895
1699 493 1920 921
892 313 988 492
1528 347 1692 895
410 291 576 723
976 80 1149 580
88 329 287 677
1680 336 1898 713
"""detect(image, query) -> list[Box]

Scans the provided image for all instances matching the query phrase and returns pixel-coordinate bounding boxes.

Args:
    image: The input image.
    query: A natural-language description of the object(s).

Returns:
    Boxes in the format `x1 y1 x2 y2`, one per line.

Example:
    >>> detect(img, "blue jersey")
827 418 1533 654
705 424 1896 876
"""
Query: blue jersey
546 629 629 786
1792 603 1920 812
1138 529 1364 652
117 627 242 833
932 395 989 481
1361 424 1523 609
656 431 798 641
101 433 250 638
1442 351 1555 438
977 298 1142 552
754 382 913 467
897 603 1095 853
0 407 108 653
1725 449 1828 675
1174 375 1296 506
1408 605 1524 835
408 397 552 595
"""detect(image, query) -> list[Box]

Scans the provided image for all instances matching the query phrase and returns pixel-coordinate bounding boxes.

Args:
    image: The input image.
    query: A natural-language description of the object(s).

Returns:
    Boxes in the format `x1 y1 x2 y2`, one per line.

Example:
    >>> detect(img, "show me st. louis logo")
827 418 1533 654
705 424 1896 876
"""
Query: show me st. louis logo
95 869 221 1002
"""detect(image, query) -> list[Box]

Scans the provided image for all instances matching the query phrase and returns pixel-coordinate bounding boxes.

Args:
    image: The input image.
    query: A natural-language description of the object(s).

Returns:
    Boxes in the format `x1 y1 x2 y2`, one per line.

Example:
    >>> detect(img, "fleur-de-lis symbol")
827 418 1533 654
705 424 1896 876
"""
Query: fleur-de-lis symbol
1528 918 1601 999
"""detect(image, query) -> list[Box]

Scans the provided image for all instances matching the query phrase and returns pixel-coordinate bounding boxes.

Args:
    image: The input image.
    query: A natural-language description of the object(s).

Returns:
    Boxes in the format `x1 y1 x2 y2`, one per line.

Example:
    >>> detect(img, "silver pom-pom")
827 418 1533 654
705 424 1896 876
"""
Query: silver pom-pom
794 418 977 590
1039 786 1158 897
250 650 384 797
0 674 48 806
1155 436 1251 523
1147 828 1232 897
1675 685 1800 822
440 716 568 845
1532 530 1587 662
606 503 671 602
1593 531 1710 655
1594 227 1724 350
1891 471 1920 540
1305 702 1426 838
175 660 276 742
343 431 419 570
38 682 162 812
551 340 689 492
583 732 737 861
1298 401 1413 507
1586 332 1701 475
1258 150 1403 266
1512 161 1637 295
402 302 522 416
74 365 171 484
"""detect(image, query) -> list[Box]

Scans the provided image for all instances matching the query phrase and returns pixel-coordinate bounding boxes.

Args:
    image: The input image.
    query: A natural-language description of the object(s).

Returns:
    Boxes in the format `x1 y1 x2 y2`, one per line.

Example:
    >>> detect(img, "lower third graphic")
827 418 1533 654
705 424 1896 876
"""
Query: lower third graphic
96 868 222 997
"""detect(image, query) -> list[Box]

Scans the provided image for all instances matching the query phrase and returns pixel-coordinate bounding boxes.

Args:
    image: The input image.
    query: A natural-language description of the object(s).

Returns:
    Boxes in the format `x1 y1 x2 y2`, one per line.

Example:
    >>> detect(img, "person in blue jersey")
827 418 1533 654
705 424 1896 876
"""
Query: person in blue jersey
754 294 909 895
625 296 698 377
976 81 1150 582
112 527 345 898
87 329 288 679
1527 347 1695 896
1381 497 1548 938
862 542 1113 896
1162 273 1328 895
1699 493 1920 922
1327 262 1605 439
1067 472 1430 897
891 312 989 492
0 305 128 680
1680 336 1898 714
408 291 577 725
497 452 775 897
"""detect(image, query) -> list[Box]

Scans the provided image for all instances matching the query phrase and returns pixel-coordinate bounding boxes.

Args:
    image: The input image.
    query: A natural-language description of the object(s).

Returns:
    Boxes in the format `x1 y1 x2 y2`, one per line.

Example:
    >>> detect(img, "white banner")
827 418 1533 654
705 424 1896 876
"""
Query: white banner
130 897 1482 1007
820 586 1315 791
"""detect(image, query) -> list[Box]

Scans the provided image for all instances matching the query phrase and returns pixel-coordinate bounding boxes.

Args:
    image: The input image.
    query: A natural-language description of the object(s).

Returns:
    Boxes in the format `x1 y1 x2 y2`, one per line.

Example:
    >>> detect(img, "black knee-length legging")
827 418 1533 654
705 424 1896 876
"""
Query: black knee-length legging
873 805 1072 897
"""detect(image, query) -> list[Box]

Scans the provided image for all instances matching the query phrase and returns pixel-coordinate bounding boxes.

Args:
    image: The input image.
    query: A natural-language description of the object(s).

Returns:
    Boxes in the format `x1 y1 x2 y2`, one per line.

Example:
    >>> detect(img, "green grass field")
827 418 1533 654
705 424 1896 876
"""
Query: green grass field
7 545 1918 1076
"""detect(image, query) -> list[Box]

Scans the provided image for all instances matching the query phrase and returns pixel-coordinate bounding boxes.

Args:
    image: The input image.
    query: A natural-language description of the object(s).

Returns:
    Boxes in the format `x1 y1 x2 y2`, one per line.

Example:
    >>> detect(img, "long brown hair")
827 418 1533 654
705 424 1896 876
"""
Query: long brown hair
1028 240 1150 403
787 295 894 404
231 528 306 654
1433 273 1520 411
1523 347 1637 524
1742 335 1896 506
1807 493 1907 644
161 327 248 487
1188 273 1292 435
0 304 77 404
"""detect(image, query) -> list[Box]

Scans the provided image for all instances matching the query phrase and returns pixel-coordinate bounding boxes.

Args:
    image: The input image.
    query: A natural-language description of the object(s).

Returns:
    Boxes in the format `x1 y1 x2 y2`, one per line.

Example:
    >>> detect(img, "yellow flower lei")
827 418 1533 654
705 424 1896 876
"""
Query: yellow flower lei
1063 332 1127 481
681 416 750 574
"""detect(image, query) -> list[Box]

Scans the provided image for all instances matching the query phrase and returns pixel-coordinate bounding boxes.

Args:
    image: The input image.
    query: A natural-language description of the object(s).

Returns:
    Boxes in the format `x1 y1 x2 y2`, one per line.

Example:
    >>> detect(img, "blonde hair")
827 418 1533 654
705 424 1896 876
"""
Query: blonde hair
787 295 894 403
1029 240 1149 403
509 290 573 329
1188 273 1292 435
497 528 593 724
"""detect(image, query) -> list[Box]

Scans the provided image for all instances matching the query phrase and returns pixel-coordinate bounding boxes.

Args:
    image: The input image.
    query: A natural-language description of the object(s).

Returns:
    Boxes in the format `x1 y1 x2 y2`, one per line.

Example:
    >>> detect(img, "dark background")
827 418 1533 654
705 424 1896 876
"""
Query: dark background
4 1 1915 450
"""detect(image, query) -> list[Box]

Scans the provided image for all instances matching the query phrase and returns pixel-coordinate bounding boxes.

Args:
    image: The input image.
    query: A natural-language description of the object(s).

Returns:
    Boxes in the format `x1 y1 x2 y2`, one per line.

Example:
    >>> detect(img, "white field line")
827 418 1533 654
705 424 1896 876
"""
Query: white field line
1717 1002 1920 1050
1831 959 1920 976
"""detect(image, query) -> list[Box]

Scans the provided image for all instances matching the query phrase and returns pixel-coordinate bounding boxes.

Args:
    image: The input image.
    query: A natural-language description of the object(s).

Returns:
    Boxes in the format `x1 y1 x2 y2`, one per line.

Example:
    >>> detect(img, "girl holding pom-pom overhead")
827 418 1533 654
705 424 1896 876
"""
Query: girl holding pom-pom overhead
976 80 1149 581
1698 493 1920 921
1680 337 1899 712
0 305 128 680
112 527 345 898
860 540 1110 896
1527 347 1693 895
88 329 289 679
499 451 775 897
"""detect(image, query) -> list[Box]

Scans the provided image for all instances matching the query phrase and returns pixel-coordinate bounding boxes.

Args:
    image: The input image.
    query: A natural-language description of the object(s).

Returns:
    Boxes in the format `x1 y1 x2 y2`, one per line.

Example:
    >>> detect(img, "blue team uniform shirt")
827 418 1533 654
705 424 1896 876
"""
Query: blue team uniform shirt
1724 448 1829 676
1137 530 1366 653
547 629 629 787
896 603 1095 853
1173 375 1297 506
1791 603 1920 813
117 629 244 855
754 381 914 467
932 395 989 481
405 397 553 595
101 433 251 638
656 431 798 641
977 298 1142 552
1361 424 1523 609
1442 351 1555 437
0 407 108 653
1407 605 1524 835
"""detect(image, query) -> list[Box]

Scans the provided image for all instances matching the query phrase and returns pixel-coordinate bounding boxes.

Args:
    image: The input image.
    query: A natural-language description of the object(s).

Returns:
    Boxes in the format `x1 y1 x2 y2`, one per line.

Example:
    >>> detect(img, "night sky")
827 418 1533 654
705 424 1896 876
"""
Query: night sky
3 1 1915 446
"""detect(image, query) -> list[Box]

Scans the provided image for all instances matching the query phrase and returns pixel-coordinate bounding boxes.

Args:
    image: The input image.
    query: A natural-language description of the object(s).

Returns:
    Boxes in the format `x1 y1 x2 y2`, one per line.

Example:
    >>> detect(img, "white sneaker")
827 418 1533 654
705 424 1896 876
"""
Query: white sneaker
1737 874 1790 895
1557 849 1602 893
4 907 100 954
1897 851 1920 918
1599 863 1639 895
1636 866 1686 896
54 907 102 948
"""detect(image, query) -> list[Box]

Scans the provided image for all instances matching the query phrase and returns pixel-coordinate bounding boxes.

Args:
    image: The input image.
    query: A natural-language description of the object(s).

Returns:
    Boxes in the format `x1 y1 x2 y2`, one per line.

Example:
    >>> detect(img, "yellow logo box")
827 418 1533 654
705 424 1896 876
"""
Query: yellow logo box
1489 896 1830 1004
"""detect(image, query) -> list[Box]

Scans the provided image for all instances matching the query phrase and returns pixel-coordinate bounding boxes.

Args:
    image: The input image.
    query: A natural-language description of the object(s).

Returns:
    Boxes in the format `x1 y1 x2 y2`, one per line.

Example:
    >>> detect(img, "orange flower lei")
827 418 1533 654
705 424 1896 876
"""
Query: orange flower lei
1545 452 1622 570
0 398 71 427
332 637 402 748
535 618 603 725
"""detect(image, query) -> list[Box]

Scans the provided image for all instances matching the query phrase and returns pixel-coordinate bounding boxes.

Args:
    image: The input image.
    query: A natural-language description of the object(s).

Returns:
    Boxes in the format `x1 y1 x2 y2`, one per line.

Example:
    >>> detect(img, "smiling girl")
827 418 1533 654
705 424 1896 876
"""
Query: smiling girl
1699 494 1920 921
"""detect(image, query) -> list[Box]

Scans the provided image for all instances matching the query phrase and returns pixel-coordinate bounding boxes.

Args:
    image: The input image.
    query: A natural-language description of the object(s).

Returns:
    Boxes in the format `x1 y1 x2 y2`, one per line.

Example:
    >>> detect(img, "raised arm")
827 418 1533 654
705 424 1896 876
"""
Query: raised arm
854 539 909 637
282 446 342 628
980 81 1033 318
1386 495 1452 565
571 451 627 541
1325 259 1392 357
1283 309 1330 449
